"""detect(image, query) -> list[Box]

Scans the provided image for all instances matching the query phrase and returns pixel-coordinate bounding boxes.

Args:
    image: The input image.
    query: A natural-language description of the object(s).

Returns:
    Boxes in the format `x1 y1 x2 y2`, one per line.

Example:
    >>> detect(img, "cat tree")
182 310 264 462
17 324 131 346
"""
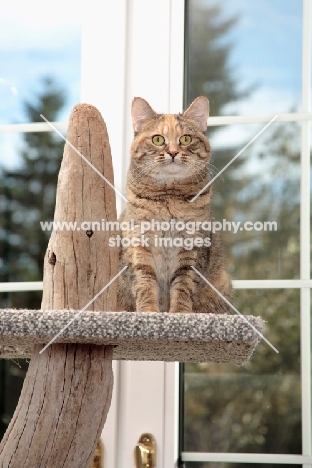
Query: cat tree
0 104 264 467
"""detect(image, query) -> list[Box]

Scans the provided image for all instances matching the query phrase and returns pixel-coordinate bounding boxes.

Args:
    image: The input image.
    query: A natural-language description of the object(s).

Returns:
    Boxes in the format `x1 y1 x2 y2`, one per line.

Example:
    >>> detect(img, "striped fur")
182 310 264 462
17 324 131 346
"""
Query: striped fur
117 96 233 313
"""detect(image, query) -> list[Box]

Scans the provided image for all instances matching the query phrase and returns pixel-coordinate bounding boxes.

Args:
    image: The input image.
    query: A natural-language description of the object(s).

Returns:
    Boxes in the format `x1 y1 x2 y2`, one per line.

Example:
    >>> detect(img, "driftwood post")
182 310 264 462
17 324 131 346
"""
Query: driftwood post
0 104 118 467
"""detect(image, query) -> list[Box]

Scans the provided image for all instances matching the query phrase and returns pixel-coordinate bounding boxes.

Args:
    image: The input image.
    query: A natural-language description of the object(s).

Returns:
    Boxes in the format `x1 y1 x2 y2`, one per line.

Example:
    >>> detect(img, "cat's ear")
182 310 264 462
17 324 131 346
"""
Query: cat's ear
132 97 157 132
183 96 209 132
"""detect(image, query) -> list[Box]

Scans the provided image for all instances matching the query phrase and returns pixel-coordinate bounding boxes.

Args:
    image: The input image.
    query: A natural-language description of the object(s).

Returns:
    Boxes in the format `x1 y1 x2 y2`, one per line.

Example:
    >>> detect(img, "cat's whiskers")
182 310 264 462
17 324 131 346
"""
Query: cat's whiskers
185 160 205 185
143 160 165 177
191 160 213 179
132 161 158 182
132 165 153 182
154 155 174 167
208 162 224 181
186 160 210 184
181 159 201 181
140 161 157 173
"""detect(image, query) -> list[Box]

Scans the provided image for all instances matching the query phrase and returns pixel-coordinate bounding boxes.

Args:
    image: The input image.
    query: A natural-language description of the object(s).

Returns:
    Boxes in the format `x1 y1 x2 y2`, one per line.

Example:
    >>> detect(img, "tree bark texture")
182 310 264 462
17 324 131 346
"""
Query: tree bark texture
0 103 118 468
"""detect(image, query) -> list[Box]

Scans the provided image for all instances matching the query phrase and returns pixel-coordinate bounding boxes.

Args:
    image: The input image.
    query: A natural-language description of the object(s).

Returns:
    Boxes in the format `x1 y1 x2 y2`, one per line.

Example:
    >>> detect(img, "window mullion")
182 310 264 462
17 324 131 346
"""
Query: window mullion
300 0 312 462
0 122 67 133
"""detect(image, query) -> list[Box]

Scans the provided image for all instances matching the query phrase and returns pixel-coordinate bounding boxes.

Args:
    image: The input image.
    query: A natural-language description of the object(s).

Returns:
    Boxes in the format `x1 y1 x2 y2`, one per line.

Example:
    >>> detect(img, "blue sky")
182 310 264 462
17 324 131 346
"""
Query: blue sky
0 1 81 125
0 0 307 167
223 0 302 97
0 0 81 168
201 0 304 149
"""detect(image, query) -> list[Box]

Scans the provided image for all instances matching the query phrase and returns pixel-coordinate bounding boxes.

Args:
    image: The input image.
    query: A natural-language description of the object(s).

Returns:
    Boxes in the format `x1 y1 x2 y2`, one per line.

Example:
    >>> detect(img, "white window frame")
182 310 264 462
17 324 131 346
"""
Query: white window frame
1 0 311 467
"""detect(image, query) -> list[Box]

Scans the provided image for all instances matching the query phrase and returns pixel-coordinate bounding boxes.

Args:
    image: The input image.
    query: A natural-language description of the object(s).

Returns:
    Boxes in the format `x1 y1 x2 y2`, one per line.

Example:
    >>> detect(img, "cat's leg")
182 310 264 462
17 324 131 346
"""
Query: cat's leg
169 251 197 313
193 269 233 313
117 272 136 311
131 246 159 312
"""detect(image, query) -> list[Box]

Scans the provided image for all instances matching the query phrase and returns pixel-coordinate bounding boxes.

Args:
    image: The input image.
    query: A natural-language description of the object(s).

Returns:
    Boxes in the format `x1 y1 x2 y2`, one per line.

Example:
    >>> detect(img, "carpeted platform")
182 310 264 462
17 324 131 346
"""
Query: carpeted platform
0 309 264 364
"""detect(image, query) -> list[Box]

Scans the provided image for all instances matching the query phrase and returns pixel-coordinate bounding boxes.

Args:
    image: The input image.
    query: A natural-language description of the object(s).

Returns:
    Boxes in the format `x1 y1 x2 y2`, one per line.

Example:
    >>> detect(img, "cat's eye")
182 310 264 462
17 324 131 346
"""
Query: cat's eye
179 135 192 146
152 135 165 146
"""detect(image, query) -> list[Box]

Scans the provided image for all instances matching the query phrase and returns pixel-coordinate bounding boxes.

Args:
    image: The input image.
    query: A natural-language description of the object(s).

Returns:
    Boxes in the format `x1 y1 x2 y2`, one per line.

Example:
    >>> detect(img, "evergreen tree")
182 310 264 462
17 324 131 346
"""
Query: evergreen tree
0 78 66 440
184 0 255 260
183 1 302 464
0 77 65 309
185 1 248 115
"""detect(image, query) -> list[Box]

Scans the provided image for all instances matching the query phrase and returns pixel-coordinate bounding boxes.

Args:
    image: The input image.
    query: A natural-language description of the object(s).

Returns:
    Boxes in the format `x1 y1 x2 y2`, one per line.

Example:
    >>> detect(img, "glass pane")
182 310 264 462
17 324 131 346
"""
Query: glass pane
0 359 29 441
183 289 301 454
208 121 300 280
0 290 42 310
185 0 302 281
0 130 63 283
185 0 302 116
0 1 81 124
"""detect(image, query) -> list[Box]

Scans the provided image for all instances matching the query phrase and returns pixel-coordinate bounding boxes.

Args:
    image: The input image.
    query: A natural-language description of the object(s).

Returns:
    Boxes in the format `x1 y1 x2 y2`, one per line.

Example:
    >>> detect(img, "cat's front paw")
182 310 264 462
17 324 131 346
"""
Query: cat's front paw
169 305 192 313
169 296 193 313
137 305 160 313
134 294 160 312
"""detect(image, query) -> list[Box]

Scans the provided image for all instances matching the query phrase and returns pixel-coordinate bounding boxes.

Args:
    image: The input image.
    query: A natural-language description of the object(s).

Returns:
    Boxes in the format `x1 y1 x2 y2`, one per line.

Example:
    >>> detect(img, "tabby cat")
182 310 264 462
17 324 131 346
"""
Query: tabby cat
117 96 233 313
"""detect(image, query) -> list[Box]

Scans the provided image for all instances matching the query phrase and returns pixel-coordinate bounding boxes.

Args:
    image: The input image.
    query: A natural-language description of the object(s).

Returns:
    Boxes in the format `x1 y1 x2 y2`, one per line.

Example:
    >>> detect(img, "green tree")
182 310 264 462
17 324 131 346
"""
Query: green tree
0 77 65 309
185 1 248 115
183 1 302 465
0 77 66 440
185 0 256 253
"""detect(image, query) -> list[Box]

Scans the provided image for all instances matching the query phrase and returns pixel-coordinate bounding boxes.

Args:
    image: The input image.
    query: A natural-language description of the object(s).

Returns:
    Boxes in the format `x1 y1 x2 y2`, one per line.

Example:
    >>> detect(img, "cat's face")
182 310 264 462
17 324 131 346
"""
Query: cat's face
130 96 211 183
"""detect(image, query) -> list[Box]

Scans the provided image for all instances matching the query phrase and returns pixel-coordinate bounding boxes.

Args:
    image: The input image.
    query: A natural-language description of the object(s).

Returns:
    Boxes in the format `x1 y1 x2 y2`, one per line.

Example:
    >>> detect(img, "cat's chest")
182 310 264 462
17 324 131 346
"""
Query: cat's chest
150 243 179 311
150 242 179 281
152 198 192 220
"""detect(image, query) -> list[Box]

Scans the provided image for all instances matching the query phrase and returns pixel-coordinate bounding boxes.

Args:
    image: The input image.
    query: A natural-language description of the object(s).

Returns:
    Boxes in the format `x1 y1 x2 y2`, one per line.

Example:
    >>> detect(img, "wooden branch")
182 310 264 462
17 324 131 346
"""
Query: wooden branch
0 104 118 467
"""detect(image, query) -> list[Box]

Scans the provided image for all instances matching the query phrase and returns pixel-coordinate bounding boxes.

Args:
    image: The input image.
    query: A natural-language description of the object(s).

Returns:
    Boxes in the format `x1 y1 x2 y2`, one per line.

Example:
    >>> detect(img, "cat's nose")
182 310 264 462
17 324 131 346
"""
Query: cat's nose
168 150 179 159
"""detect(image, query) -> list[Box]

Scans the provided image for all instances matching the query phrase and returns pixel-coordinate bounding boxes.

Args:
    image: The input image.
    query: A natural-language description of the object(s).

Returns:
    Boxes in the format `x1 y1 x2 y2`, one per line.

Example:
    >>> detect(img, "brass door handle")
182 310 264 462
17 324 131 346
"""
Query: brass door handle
134 433 156 468
90 439 104 468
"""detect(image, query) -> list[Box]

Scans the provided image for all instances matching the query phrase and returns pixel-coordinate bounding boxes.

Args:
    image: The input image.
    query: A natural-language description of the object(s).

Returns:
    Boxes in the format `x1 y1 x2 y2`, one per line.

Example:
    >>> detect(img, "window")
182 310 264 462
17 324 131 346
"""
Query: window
0 1 311 467
181 0 311 465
